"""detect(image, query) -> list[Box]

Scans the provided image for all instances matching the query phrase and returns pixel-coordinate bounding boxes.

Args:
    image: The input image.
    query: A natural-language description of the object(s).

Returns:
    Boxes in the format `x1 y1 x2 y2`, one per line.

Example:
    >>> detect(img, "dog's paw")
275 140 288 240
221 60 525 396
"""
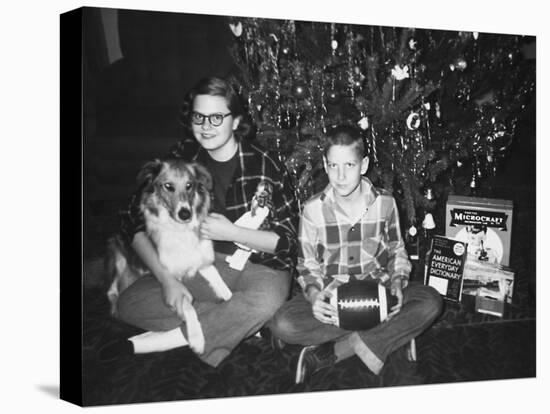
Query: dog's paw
188 331 205 355
217 285 233 301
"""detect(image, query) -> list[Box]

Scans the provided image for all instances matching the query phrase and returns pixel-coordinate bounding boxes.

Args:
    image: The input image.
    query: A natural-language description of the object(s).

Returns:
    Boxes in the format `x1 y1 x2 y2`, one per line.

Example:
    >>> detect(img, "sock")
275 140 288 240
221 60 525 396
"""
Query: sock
129 328 188 354
334 336 356 362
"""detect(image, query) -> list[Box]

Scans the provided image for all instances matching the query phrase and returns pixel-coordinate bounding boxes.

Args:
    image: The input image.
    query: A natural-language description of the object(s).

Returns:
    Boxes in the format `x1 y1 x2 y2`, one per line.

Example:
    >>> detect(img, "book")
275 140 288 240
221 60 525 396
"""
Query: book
445 195 513 266
424 236 468 302
463 260 515 317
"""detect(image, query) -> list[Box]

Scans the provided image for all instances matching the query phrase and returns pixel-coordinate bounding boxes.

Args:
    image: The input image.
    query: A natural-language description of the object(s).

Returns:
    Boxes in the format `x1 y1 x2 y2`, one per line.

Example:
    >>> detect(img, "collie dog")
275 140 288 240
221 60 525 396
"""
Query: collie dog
106 158 232 354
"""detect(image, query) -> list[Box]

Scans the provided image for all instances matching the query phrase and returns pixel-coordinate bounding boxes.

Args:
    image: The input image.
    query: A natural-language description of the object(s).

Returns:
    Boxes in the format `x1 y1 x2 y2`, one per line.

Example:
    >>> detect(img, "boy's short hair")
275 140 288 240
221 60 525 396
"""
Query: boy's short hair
323 125 365 159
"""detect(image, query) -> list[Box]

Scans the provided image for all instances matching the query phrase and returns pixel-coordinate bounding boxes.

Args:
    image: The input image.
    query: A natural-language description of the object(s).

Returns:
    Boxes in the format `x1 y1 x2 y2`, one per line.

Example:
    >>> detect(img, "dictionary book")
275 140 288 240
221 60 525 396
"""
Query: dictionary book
445 195 513 266
425 235 468 302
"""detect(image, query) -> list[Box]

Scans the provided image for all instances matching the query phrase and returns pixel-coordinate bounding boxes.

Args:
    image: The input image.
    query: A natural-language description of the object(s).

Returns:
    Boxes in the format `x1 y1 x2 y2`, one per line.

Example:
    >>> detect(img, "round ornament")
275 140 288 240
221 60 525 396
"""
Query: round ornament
329 279 397 331
326 89 341 105
292 81 308 99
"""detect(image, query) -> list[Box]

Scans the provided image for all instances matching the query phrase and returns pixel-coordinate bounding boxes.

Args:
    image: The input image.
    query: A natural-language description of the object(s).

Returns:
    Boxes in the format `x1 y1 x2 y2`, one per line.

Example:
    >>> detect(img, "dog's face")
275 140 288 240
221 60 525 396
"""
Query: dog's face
138 159 212 225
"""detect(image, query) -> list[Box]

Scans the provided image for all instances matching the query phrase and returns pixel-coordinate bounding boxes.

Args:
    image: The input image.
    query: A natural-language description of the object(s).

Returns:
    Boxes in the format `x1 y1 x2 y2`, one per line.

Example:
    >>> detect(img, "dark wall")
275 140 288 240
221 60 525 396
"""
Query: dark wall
86 8 236 135
83 7 236 205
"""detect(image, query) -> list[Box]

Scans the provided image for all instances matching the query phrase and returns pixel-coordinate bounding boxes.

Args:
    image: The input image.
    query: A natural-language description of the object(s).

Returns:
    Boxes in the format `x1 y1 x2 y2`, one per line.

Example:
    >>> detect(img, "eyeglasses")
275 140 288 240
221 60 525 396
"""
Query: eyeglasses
191 111 232 127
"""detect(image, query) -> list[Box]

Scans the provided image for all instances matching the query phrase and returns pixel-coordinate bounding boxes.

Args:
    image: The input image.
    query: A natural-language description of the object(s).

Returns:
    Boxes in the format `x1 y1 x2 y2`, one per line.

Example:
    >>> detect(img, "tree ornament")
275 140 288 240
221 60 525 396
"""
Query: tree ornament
457 160 463 167
331 40 338 50
326 89 341 105
408 225 418 237
406 112 421 130
422 213 436 231
473 32 479 40
358 116 369 130
391 64 410 80
268 33 279 47
454 58 468 71
424 187 434 200
229 21 243 37
292 81 308 99
408 37 417 51
282 46 291 55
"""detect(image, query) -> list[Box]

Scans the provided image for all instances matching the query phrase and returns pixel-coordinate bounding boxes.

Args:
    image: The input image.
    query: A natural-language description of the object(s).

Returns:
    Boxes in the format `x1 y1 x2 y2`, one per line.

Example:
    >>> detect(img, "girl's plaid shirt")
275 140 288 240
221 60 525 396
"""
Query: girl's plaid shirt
296 177 412 294
120 139 299 273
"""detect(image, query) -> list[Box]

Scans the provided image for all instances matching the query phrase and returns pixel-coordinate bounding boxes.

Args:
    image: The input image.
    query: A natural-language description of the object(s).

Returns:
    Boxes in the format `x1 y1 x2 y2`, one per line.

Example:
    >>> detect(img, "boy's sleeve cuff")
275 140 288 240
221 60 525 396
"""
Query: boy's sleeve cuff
390 273 410 288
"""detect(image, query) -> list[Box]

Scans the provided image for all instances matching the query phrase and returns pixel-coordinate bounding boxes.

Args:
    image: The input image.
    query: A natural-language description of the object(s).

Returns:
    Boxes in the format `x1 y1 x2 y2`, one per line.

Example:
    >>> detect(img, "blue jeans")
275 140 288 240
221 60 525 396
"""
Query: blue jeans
268 282 442 374
117 253 291 367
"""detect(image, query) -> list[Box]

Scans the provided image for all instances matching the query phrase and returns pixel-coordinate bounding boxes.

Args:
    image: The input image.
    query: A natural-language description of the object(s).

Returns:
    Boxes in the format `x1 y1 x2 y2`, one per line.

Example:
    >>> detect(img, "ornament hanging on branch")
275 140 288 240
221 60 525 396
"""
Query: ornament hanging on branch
449 57 468 72
358 116 369 130
391 64 410 81
326 89 341 105
406 112 421 130
292 81 308 99
229 21 243 37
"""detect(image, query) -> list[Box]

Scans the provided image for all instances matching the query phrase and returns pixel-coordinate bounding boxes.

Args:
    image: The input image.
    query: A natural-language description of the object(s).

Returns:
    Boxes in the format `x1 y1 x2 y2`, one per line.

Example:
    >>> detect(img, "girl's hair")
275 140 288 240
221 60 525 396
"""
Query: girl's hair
179 77 253 141
323 125 365 158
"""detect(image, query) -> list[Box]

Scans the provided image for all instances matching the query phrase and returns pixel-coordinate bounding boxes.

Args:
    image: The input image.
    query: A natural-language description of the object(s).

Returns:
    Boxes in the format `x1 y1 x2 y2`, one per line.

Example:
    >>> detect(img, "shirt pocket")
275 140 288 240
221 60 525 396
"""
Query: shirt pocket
361 220 387 257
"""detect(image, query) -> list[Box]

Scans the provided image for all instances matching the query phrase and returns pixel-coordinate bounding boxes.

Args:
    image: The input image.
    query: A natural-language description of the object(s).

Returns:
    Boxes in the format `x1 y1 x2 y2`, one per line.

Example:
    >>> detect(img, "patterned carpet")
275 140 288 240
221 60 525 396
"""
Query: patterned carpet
81 199 535 406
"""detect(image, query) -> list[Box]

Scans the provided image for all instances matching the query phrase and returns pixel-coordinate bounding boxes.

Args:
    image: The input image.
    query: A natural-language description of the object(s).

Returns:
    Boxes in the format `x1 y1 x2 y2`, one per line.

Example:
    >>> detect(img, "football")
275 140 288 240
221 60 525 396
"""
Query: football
330 279 397 330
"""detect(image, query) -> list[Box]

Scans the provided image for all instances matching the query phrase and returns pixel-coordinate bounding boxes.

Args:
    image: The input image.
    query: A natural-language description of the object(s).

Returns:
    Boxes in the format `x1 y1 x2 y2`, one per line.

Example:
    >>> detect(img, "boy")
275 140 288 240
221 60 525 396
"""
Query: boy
268 125 443 383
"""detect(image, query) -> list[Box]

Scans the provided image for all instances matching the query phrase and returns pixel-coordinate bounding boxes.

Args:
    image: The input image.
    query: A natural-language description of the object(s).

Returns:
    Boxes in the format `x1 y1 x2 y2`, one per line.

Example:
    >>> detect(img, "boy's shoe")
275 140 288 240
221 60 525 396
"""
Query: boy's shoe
295 342 336 384
271 335 287 351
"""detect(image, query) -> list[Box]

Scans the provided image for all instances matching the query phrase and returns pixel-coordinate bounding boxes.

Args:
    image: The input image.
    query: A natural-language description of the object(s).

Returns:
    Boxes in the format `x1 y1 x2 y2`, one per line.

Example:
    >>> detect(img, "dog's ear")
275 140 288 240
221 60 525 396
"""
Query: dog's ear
136 159 163 192
193 162 213 192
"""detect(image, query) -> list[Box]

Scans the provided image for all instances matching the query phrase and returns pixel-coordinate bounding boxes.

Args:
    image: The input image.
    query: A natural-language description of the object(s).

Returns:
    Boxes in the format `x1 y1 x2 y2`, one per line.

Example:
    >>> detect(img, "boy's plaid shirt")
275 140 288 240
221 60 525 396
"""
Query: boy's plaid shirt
296 177 412 294
120 139 299 273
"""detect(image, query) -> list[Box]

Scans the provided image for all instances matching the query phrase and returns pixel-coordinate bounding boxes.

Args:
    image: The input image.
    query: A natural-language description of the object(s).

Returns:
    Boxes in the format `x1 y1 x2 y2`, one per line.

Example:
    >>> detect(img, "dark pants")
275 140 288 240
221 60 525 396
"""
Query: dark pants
117 253 291 367
268 282 442 374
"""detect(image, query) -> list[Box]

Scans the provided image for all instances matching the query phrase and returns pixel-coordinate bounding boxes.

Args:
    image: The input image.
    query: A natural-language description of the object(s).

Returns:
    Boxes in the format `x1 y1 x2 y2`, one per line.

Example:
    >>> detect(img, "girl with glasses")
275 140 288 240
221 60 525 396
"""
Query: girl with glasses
100 77 299 368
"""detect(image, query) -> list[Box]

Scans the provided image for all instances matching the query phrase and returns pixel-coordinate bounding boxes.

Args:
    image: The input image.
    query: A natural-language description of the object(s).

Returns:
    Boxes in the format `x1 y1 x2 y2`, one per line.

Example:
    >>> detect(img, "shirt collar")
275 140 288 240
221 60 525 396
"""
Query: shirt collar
194 140 247 165
320 176 380 209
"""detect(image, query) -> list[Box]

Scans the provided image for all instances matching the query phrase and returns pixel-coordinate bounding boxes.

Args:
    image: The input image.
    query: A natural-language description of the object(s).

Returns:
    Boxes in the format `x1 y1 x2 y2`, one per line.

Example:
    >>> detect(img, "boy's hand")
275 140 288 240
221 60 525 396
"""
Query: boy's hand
387 278 404 320
310 289 338 325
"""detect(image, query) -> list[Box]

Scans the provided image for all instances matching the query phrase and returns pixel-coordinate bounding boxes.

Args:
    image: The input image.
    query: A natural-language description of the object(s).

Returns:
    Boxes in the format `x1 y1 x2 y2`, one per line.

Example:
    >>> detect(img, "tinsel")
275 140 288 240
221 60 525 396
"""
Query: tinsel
226 18 535 230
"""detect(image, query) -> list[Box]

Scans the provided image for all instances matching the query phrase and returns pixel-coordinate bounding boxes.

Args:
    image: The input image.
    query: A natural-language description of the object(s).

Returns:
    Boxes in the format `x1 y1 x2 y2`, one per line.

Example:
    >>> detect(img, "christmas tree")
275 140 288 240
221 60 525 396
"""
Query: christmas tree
225 17 534 237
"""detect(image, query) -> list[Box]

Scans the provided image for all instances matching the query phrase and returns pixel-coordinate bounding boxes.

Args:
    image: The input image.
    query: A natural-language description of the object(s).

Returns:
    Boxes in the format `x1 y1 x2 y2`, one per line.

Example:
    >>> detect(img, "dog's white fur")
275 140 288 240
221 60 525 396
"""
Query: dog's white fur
106 158 232 354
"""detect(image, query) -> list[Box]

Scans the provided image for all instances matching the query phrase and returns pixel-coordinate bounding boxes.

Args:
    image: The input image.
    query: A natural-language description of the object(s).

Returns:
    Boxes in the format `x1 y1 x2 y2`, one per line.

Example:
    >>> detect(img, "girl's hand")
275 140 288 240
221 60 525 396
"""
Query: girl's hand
200 213 237 241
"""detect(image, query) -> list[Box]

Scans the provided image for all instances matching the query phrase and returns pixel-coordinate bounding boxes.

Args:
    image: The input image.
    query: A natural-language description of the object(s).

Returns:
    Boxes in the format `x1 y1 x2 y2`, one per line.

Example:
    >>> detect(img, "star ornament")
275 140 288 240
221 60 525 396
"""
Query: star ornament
391 64 410 81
